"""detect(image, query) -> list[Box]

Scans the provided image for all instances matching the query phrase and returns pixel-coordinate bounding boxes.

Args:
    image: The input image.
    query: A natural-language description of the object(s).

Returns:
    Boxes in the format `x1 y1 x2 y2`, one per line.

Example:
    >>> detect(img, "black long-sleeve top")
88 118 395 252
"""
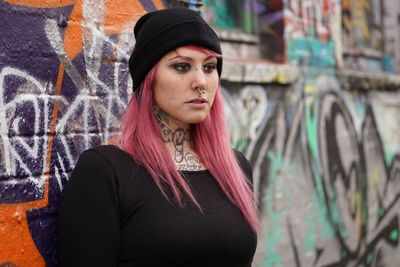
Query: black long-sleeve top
57 145 257 267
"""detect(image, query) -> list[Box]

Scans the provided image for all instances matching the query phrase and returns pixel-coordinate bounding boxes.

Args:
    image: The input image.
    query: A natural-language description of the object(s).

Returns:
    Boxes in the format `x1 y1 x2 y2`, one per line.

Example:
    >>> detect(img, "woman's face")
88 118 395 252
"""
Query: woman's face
153 47 219 125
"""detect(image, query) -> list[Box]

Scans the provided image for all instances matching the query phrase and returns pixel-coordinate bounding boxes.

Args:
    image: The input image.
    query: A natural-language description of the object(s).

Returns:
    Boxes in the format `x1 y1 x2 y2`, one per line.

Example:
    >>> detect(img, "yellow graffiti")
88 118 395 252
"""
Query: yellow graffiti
351 0 371 39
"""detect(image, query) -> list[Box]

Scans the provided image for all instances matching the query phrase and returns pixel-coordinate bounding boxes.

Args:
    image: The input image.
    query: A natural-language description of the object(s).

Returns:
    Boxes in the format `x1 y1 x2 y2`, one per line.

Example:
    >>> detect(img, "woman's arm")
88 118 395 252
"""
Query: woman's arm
56 150 120 266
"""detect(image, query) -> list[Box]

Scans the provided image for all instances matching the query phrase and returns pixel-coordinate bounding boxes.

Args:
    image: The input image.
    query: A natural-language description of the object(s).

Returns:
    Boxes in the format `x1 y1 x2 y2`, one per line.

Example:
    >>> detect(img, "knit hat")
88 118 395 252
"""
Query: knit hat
128 8 222 91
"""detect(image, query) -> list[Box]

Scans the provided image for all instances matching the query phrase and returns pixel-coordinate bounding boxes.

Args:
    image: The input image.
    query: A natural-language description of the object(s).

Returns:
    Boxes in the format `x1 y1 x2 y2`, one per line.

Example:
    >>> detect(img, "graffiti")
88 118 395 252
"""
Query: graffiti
285 0 338 68
343 0 384 50
351 0 372 40
221 77 400 266
286 0 336 40
255 0 285 62
204 0 256 33
381 1 400 73
204 0 285 62
0 0 164 266
163 0 203 11
221 60 300 83
340 70 400 91
1 0 400 266
342 0 385 72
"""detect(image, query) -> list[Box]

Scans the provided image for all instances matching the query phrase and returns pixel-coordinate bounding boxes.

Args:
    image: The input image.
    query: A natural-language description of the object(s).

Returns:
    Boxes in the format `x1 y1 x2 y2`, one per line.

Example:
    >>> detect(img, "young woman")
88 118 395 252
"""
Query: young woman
57 8 259 267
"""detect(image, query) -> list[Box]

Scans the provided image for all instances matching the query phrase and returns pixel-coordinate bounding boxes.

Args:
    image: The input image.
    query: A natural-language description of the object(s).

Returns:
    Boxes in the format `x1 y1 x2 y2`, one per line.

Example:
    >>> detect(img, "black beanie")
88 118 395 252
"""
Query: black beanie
128 8 222 91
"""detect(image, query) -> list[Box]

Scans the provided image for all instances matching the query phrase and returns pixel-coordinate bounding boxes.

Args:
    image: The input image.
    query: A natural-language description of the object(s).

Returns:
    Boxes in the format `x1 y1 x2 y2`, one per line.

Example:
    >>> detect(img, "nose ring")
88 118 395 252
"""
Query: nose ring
196 87 206 95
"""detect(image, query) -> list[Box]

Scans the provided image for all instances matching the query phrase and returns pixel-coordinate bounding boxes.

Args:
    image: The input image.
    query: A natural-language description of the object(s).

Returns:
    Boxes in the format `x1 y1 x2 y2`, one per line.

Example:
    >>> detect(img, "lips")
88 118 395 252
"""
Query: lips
187 98 207 104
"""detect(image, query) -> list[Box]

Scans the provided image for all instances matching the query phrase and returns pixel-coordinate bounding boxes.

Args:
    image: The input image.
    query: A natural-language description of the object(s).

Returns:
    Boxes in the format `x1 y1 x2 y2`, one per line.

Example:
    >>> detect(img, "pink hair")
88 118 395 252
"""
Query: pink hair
120 46 259 232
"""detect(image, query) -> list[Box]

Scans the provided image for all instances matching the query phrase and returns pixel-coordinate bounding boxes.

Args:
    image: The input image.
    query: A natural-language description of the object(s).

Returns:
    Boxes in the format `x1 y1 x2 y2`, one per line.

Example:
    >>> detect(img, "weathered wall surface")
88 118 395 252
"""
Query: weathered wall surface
1 0 400 266
223 81 400 267
0 0 163 266
208 0 400 266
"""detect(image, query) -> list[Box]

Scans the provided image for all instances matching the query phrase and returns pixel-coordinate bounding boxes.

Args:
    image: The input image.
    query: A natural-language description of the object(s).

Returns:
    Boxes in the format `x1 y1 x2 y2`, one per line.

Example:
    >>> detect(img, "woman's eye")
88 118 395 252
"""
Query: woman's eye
202 63 217 73
172 63 190 73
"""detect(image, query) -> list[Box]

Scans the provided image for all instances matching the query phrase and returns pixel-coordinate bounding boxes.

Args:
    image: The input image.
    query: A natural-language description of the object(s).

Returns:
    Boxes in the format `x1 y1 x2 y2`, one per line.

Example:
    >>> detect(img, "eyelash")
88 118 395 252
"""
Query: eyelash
172 62 217 74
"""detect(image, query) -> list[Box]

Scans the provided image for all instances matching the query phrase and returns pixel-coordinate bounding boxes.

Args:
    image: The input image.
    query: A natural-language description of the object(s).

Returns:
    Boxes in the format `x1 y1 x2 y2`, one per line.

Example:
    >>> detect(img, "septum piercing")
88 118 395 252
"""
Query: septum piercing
196 87 206 95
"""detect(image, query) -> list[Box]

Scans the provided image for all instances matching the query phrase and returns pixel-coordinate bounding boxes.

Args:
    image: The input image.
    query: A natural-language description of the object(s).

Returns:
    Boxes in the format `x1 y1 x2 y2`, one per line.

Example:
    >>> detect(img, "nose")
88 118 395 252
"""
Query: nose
191 67 207 91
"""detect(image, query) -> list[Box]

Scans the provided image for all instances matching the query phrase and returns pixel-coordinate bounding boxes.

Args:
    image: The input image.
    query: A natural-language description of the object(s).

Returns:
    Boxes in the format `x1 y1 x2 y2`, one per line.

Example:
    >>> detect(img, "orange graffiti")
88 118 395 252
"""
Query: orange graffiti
0 206 45 266
2 0 74 8
0 0 164 266
342 0 351 10
104 0 147 35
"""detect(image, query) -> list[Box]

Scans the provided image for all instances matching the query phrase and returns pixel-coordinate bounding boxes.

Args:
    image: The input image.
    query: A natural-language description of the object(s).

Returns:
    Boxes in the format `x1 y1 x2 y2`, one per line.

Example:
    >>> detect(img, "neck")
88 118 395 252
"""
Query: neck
155 107 205 171
155 107 192 148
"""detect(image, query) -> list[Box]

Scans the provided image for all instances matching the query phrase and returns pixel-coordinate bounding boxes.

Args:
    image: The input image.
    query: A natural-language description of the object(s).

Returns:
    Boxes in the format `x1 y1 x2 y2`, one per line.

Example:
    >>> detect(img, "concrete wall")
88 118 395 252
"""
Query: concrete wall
1 0 400 266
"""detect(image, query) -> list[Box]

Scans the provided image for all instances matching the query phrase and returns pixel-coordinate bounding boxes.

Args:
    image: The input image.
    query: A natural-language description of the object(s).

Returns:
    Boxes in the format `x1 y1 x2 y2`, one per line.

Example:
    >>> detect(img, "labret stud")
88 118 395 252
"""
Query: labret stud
196 87 206 95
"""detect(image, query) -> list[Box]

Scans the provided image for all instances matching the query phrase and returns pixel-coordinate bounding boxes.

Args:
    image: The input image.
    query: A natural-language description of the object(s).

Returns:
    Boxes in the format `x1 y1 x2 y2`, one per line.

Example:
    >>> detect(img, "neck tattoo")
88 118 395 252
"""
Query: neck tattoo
155 107 205 171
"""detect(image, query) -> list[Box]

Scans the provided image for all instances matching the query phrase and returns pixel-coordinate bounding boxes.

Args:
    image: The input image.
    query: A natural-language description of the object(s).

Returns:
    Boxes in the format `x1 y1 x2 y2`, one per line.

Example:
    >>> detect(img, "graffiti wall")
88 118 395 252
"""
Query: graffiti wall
1 0 400 266
285 0 339 69
0 0 163 266
222 79 400 267
219 0 400 266
381 0 400 73
204 0 285 63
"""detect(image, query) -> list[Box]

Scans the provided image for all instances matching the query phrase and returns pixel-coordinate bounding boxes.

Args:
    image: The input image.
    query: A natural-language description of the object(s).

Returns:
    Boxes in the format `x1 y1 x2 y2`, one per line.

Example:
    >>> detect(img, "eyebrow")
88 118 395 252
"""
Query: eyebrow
168 55 216 61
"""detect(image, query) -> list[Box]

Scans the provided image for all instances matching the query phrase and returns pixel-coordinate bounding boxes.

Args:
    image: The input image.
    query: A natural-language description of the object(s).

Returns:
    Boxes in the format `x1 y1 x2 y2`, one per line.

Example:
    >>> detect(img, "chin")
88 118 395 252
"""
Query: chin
182 114 208 125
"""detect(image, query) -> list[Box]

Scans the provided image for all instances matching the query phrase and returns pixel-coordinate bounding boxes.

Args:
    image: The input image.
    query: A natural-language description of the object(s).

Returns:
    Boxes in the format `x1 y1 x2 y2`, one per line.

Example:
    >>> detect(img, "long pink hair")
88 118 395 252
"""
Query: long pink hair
120 46 259 232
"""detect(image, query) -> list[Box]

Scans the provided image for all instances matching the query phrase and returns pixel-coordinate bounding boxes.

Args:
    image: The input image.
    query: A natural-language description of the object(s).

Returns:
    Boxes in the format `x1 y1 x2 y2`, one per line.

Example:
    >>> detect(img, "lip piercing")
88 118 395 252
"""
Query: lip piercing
196 87 206 95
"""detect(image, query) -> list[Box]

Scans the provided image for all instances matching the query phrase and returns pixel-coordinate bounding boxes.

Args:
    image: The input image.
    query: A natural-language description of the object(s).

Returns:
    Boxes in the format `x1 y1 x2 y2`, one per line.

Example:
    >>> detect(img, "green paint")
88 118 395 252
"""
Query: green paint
341 250 347 259
305 101 319 160
357 100 366 118
261 227 284 266
204 0 256 33
304 145 349 242
390 229 399 241
205 0 235 29
384 144 394 166
304 213 316 250
366 253 373 264
241 10 256 33
312 191 335 239
304 163 336 249
261 152 290 267
307 157 335 241
287 38 336 68
330 198 349 239
232 139 248 151
385 152 393 166
379 130 394 166
378 208 384 217
304 66 336 81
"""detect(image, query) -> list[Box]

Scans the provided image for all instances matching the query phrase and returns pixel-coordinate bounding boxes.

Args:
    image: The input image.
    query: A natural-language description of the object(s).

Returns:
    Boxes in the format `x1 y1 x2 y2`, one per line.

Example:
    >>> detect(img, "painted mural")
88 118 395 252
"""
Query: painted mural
204 0 285 62
1 0 400 266
0 0 164 266
342 0 386 73
222 80 400 266
285 0 339 68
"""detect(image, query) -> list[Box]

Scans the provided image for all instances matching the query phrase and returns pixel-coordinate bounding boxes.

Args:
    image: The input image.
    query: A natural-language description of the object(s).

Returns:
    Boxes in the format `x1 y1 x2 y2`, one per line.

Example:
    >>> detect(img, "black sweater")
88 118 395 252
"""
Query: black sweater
57 145 257 267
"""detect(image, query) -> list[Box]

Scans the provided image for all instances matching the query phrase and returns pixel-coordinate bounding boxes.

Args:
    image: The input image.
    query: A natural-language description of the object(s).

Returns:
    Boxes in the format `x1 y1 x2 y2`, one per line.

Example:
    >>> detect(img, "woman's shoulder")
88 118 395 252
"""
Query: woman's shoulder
77 145 140 171
89 144 129 159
